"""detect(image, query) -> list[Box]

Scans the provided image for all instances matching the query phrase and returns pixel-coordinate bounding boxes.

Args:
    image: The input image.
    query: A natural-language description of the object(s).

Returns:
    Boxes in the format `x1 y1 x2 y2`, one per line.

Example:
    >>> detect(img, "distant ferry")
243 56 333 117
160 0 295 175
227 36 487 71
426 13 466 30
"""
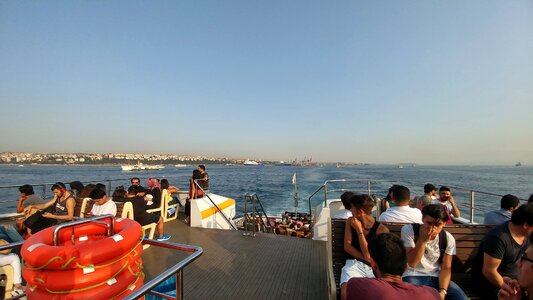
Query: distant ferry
243 160 262 166
175 164 189 168
121 163 164 171
515 162 522 167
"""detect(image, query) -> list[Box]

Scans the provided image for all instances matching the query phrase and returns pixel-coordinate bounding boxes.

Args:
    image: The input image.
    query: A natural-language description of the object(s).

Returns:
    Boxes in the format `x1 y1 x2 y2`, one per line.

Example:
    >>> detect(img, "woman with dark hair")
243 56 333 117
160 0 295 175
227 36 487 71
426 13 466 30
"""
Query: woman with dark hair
184 170 205 224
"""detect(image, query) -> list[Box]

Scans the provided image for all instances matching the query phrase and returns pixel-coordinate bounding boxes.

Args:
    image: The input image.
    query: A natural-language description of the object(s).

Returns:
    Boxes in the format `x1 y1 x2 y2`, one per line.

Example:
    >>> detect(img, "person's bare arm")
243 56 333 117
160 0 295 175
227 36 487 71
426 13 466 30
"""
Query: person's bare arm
482 253 504 288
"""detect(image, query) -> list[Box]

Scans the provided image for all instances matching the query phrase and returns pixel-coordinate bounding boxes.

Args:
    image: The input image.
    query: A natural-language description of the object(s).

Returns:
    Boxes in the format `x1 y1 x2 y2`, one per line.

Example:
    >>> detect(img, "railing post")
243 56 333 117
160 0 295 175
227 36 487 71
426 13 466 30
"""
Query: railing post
470 191 475 224
177 270 183 300
367 180 371 195
243 194 248 236
323 185 328 208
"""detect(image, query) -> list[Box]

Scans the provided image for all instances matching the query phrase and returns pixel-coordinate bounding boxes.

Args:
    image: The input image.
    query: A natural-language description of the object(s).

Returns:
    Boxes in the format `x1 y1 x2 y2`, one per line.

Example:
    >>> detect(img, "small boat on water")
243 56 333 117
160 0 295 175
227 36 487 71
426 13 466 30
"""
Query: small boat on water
516 162 522 167
121 163 164 171
243 160 262 166
174 164 188 168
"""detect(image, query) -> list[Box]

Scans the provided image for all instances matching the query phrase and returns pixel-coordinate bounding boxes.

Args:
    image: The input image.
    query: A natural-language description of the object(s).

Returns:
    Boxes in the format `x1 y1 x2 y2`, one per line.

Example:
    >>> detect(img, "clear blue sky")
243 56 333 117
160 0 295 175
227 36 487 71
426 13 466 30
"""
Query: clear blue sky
1 1 532 165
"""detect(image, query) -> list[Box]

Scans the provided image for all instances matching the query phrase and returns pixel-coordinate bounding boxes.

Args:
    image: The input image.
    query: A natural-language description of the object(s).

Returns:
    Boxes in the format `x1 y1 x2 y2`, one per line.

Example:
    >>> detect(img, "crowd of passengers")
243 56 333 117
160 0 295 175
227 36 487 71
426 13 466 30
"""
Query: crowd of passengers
337 184 533 300
0 165 210 297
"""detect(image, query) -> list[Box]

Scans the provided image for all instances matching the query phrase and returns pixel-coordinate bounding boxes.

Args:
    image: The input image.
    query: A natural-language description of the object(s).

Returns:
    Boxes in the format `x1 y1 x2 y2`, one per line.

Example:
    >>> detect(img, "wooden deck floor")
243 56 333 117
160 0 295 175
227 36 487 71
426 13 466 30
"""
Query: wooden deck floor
141 220 328 300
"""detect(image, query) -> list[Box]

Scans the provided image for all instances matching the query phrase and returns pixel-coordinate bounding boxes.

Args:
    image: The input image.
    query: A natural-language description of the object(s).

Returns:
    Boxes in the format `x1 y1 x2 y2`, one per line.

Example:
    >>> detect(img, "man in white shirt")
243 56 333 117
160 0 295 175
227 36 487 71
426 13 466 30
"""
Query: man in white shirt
86 188 117 217
378 185 422 224
402 204 468 300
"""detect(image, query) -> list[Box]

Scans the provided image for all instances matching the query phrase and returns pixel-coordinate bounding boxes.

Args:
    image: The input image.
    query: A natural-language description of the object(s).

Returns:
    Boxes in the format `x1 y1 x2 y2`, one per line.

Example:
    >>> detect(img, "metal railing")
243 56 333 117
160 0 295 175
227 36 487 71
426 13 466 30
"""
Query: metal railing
242 193 272 236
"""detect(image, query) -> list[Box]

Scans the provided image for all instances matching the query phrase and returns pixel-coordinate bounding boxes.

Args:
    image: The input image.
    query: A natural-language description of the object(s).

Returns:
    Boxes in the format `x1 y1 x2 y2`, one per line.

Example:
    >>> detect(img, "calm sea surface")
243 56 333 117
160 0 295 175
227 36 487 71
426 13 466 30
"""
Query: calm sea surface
1 164 531 223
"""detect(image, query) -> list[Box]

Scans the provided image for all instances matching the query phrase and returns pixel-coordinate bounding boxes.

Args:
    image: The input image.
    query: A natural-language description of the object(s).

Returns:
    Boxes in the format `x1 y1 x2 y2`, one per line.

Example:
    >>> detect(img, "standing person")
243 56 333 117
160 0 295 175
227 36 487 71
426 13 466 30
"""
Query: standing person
438 186 460 219
16 184 46 213
497 233 533 300
378 185 422 224
85 188 117 217
185 170 205 224
340 194 389 300
472 204 533 300
345 233 440 299
484 195 520 225
197 165 209 190
402 204 468 300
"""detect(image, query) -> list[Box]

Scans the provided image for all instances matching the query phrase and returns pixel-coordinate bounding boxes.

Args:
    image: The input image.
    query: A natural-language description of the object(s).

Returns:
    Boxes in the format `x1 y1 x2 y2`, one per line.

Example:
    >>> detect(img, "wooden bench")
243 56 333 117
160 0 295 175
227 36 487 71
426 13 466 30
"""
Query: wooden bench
330 218 494 299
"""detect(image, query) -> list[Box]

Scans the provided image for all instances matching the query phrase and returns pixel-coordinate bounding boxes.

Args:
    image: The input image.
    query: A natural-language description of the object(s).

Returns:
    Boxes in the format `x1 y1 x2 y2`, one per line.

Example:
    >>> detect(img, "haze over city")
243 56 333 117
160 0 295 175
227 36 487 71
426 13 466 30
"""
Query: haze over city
1 1 532 165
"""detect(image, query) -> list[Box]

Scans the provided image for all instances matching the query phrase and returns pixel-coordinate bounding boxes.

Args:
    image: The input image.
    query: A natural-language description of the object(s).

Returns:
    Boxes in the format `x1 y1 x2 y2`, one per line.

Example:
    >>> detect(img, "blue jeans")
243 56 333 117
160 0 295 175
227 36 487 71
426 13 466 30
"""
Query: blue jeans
403 276 468 300
0 225 24 243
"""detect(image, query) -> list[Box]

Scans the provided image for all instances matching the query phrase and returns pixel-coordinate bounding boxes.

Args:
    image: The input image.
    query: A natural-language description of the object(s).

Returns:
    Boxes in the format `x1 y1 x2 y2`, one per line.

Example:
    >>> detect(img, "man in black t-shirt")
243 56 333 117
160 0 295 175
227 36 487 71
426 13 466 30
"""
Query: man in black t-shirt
472 204 533 300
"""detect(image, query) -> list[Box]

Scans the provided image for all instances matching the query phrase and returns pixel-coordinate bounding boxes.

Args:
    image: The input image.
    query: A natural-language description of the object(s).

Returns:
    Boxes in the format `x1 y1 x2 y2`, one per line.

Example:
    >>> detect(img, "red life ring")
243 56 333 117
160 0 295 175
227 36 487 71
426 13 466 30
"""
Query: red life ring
23 244 143 291
22 218 142 270
25 266 144 300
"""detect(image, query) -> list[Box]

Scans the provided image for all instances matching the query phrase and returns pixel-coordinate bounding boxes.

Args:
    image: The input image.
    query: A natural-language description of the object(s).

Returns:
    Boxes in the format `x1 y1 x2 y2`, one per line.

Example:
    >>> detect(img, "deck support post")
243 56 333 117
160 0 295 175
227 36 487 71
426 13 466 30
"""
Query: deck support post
470 191 475 224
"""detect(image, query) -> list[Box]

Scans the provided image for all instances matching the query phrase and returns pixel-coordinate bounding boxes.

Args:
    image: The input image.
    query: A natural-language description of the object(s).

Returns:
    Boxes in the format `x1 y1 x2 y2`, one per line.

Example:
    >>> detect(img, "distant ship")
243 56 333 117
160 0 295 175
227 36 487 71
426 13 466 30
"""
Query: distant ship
175 164 189 168
243 160 262 166
121 163 164 171
515 162 522 167
398 165 404 169
291 157 317 167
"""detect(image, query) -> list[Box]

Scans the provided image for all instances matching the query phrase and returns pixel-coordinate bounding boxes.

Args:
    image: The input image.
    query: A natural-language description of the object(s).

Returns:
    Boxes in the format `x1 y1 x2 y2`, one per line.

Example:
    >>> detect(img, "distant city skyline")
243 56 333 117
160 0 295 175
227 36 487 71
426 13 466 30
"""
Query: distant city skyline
1 1 532 166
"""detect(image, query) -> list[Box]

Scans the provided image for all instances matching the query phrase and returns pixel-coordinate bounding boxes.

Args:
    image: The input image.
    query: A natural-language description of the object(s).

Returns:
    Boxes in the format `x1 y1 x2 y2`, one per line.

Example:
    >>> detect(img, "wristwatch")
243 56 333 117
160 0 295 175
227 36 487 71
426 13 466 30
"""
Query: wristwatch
439 288 447 295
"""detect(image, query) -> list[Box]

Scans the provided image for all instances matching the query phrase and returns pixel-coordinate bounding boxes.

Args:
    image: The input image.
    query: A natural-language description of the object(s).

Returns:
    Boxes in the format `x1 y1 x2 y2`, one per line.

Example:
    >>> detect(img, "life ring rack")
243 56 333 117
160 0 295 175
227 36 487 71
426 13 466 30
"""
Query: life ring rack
21 215 142 270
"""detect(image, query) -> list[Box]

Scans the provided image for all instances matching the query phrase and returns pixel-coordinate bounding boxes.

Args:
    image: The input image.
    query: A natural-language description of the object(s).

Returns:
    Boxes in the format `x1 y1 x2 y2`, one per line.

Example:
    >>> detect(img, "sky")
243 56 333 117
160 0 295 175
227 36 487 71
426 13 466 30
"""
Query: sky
1 1 532 165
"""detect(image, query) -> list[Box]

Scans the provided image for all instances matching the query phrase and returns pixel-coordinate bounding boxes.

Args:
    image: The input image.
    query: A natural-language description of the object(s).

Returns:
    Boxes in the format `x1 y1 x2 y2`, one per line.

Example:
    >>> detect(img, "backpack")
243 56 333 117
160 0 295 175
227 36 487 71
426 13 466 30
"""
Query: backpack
412 223 448 264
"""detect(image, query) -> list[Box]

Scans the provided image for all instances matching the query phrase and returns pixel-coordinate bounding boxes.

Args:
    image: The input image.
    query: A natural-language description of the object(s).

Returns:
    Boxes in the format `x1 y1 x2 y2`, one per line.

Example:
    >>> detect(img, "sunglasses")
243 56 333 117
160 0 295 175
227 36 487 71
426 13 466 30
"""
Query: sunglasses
521 253 533 264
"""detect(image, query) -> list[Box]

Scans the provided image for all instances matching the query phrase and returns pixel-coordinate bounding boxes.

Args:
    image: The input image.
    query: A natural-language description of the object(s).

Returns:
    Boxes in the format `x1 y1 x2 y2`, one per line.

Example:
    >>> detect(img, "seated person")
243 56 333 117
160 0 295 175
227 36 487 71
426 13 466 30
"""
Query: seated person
16 184 46 213
0 248 24 297
437 186 460 220
0 224 23 244
85 188 117 217
69 181 84 198
145 178 162 210
472 203 533 300
23 182 75 233
497 233 533 300
402 204 467 299
114 186 170 241
345 233 439 299
415 195 433 211
333 191 355 219
484 195 520 225
341 194 389 300
378 185 422 224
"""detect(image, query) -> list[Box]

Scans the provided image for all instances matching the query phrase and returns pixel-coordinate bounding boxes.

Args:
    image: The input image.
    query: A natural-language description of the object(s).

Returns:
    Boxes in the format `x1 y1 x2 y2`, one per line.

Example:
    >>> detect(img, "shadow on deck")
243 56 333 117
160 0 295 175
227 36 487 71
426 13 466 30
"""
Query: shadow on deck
141 220 328 300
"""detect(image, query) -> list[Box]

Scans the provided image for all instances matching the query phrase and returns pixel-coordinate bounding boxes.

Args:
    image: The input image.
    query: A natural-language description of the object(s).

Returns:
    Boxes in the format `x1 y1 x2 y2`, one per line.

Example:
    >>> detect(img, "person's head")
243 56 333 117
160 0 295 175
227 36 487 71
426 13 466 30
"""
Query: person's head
384 185 398 201
51 182 67 197
198 165 206 173
147 178 160 189
112 186 127 199
130 177 141 186
391 185 410 205
340 191 356 211
192 169 203 180
421 204 449 238
89 188 109 205
349 194 374 217
368 233 407 277
79 184 96 198
510 203 533 236
424 183 437 196
18 184 34 196
416 195 433 210
439 186 452 202
500 194 520 211
517 233 533 294
160 179 170 190
127 185 139 196
528 193 533 204
95 183 106 192
69 181 84 195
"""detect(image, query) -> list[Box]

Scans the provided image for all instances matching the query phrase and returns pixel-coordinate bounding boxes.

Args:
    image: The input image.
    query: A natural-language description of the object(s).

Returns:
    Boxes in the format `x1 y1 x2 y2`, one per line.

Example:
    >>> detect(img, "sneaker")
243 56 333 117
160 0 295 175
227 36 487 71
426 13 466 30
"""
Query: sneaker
11 287 24 297
157 235 171 241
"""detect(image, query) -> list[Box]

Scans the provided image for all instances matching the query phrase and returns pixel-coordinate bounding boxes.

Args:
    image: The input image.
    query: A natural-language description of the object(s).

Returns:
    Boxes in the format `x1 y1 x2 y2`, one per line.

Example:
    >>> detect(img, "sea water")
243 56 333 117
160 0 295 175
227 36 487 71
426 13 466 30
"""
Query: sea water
0 164 531 223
